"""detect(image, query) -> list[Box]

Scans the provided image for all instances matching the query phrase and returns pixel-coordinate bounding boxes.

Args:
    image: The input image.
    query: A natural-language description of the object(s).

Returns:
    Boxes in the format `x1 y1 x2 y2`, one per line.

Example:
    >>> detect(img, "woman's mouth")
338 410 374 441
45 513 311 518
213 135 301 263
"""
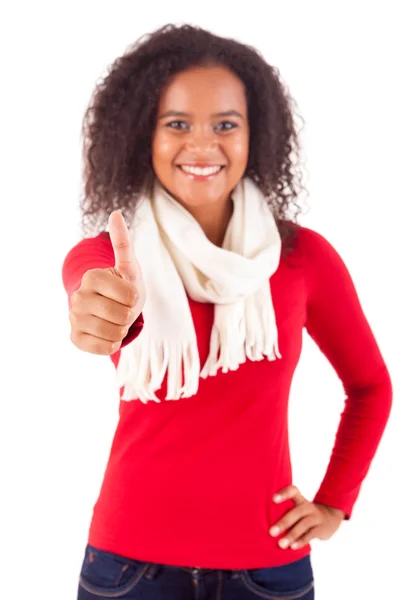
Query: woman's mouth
177 164 225 181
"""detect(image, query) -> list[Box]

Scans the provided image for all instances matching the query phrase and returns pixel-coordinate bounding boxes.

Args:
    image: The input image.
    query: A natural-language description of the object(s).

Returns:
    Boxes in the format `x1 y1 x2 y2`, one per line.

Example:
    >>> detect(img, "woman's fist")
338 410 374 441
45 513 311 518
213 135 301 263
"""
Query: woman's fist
69 211 145 355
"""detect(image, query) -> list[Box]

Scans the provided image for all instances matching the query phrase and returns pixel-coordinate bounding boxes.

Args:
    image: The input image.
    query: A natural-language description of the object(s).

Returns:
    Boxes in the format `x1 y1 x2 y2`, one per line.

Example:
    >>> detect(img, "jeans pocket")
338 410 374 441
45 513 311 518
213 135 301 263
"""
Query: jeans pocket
240 556 314 599
79 544 149 598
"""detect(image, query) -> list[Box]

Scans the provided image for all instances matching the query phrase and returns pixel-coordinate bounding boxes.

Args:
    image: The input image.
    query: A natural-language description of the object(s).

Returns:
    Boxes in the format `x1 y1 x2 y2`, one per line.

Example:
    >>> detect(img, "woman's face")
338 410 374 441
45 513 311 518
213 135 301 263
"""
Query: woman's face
152 65 250 211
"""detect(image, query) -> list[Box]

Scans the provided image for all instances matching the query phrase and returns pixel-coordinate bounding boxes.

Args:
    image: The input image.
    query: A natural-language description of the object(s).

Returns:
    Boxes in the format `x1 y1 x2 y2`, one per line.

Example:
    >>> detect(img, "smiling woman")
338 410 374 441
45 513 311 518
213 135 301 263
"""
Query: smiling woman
80 23 304 257
62 22 392 600
152 65 250 246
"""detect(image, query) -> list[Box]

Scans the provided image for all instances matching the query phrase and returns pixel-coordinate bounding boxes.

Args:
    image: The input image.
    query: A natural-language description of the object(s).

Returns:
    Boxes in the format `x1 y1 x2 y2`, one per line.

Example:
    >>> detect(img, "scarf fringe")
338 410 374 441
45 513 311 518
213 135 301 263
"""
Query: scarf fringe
118 340 201 403
200 285 281 379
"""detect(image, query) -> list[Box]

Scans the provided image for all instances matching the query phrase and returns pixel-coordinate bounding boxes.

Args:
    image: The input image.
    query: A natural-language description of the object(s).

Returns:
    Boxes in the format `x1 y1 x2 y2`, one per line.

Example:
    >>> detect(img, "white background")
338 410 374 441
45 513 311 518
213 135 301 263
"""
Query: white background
1 2 399 599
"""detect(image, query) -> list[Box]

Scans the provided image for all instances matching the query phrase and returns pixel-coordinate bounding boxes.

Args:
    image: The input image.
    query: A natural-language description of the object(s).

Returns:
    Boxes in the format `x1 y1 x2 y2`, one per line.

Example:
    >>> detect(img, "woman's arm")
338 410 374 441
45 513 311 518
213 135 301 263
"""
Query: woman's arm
300 226 392 519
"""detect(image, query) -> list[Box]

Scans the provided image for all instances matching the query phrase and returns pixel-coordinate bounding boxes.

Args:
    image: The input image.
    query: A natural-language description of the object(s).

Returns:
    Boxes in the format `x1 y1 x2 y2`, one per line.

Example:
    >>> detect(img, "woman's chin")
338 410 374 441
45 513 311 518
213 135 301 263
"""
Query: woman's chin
170 174 230 207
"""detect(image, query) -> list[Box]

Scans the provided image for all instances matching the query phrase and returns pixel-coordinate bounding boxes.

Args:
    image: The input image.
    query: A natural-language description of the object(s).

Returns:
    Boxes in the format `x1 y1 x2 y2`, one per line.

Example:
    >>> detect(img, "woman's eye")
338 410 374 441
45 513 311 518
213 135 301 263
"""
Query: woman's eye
166 121 188 130
215 121 238 132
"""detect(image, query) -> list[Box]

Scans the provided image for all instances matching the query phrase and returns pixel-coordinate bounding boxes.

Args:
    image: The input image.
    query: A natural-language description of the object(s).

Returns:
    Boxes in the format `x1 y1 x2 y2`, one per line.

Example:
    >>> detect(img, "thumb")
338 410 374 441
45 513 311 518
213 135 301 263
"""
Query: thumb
108 210 142 283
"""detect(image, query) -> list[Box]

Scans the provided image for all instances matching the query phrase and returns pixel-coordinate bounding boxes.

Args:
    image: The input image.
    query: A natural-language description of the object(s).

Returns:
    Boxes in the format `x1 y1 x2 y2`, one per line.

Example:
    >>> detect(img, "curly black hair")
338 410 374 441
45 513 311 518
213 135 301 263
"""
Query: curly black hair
81 23 307 256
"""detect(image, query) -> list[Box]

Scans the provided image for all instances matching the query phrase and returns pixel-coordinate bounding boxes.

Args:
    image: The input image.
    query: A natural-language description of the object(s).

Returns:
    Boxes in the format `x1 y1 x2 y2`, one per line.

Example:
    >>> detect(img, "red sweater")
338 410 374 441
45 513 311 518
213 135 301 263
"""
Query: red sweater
62 225 392 569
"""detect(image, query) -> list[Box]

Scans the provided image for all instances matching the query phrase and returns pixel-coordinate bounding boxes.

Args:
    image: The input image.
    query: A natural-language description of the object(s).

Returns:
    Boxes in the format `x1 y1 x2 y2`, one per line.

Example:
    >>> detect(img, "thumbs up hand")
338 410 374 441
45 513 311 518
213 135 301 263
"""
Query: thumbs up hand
69 211 146 355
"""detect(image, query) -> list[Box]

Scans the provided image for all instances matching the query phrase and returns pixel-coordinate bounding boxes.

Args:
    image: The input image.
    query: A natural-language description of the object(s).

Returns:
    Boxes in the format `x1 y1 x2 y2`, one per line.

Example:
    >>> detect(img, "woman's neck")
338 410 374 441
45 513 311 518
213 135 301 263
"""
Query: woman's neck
187 197 234 248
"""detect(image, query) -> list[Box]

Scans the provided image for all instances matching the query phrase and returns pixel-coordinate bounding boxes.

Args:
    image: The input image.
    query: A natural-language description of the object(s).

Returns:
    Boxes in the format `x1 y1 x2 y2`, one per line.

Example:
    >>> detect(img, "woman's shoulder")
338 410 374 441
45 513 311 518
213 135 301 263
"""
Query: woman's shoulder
279 221 346 279
62 230 113 276
282 220 338 256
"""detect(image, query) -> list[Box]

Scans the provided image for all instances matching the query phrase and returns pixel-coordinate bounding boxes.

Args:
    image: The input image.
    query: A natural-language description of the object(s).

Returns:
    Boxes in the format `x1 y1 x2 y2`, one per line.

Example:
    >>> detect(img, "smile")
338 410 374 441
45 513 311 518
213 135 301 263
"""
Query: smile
178 165 224 179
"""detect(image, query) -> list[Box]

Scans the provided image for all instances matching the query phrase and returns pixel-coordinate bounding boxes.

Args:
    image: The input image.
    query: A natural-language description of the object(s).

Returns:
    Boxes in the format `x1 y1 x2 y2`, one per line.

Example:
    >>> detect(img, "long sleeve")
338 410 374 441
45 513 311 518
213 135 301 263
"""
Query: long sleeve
300 227 392 519
61 232 143 347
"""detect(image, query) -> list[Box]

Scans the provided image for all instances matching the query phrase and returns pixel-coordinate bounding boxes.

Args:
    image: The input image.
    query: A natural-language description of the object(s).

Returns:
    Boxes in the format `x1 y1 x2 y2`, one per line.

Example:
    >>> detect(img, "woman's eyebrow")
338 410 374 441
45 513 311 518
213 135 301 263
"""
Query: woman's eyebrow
158 111 191 119
211 110 244 119
158 110 244 119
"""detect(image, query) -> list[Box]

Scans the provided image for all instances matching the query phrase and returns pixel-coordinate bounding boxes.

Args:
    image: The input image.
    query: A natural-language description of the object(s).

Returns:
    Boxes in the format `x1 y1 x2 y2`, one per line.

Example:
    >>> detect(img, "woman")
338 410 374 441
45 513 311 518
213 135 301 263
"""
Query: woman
62 24 392 600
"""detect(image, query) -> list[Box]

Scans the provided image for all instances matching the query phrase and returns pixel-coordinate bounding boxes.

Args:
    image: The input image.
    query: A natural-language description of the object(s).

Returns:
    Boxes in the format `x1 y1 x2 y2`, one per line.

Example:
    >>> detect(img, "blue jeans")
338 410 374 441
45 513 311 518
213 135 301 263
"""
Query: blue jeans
77 544 315 599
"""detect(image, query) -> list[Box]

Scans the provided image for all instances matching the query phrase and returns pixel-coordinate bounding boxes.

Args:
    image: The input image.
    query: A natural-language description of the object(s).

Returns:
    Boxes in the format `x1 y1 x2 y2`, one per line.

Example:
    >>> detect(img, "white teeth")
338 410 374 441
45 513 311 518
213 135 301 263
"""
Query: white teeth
180 165 222 176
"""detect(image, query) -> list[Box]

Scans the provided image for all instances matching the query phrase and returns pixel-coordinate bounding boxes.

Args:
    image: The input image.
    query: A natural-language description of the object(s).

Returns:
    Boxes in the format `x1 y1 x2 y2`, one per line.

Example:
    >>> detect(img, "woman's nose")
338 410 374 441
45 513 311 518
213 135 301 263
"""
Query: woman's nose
185 129 218 153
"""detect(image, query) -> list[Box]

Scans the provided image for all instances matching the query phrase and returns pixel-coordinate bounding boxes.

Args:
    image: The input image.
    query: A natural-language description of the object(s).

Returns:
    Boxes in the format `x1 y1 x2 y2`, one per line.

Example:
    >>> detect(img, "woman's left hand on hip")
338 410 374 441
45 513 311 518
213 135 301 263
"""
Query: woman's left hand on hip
269 485 346 550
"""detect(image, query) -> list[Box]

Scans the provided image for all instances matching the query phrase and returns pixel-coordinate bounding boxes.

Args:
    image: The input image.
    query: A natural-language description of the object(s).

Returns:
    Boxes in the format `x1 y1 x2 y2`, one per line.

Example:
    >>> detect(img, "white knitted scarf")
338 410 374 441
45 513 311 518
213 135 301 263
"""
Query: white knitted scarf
116 178 282 403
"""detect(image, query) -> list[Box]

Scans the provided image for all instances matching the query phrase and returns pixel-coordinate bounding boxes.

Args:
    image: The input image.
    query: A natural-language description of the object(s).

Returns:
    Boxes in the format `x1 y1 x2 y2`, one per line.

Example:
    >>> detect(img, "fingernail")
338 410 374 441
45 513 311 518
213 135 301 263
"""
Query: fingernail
269 526 280 537
279 538 290 549
291 542 300 550
273 494 283 502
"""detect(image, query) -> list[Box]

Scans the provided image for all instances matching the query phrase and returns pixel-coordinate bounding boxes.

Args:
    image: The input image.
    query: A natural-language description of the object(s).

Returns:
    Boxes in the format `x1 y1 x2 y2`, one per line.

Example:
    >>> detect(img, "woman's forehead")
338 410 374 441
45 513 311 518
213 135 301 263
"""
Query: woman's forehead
157 66 247 114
